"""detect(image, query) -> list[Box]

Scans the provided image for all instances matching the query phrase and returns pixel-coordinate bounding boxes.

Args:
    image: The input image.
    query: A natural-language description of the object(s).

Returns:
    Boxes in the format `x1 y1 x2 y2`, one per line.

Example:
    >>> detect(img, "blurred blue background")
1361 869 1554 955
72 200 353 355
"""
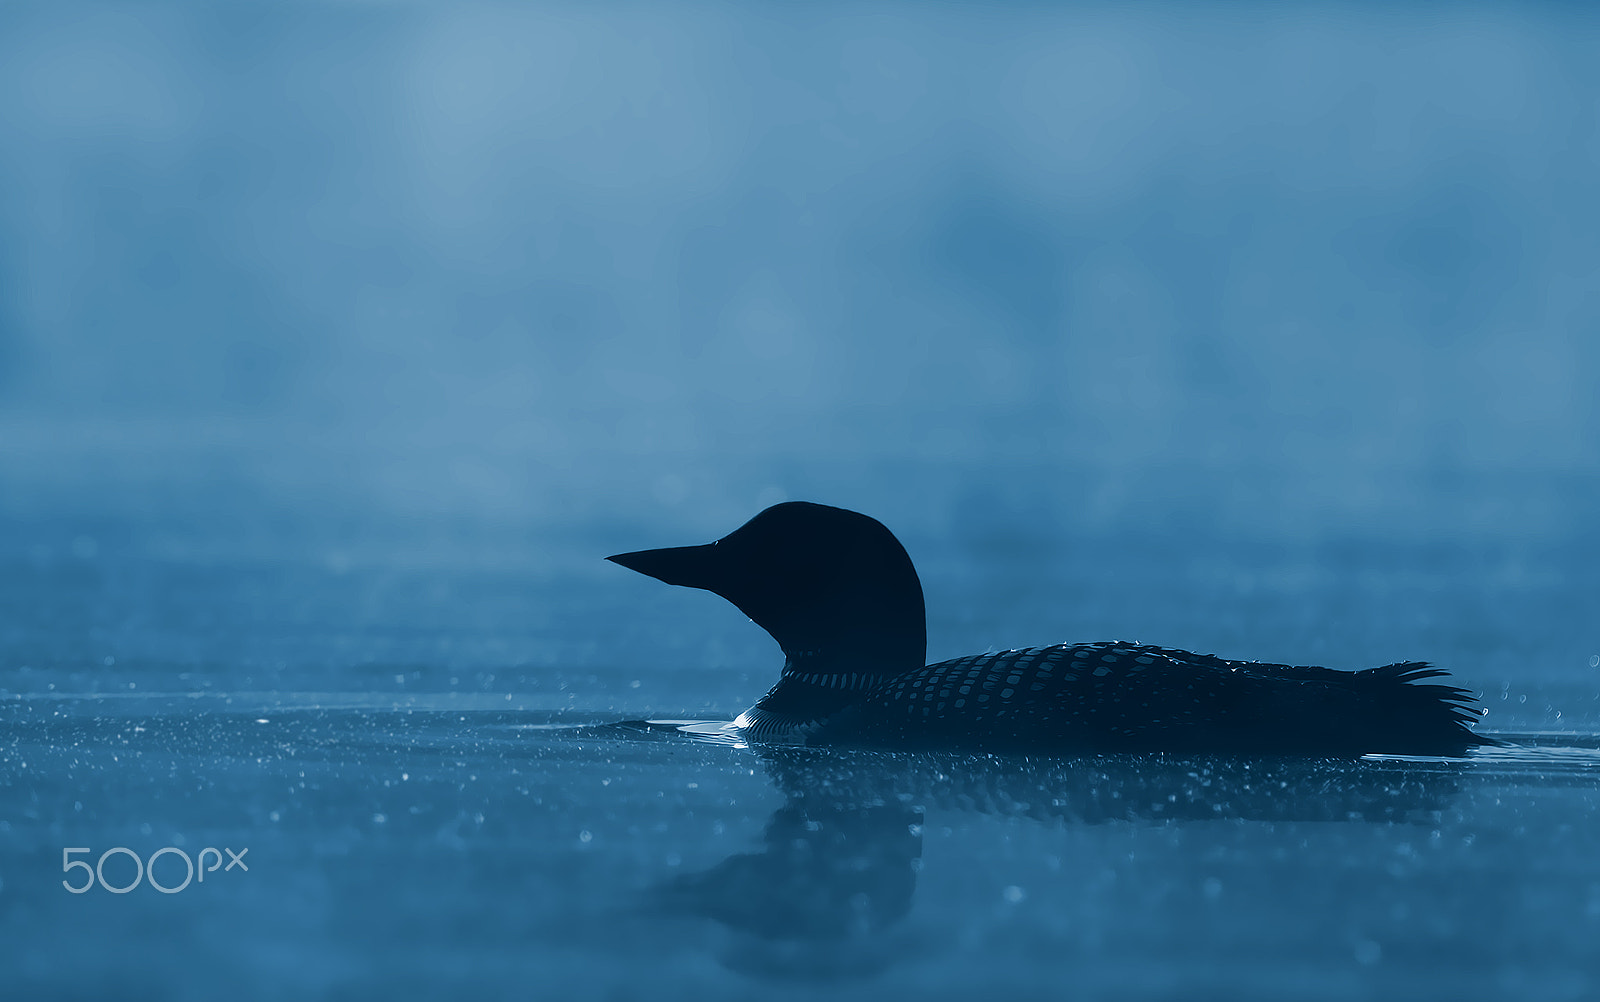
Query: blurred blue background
5 7 1600 1000
0 3 1595 694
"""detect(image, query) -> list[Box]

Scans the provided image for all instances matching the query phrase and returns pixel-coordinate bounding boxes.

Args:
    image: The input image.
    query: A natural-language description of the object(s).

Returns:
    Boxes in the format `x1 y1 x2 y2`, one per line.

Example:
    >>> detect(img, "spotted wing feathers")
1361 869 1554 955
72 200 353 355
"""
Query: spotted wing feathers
843 642 1486 756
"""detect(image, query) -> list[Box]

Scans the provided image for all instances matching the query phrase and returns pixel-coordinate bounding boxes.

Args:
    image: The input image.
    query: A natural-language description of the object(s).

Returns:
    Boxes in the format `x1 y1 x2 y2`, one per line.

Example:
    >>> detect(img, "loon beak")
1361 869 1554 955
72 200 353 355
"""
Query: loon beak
607 544 720 590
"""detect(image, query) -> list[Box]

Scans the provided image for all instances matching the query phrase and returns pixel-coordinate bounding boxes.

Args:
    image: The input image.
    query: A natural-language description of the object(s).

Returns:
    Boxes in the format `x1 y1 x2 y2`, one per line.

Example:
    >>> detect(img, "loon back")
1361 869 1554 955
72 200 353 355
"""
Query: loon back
609 502 1489 757
812 643 1484 757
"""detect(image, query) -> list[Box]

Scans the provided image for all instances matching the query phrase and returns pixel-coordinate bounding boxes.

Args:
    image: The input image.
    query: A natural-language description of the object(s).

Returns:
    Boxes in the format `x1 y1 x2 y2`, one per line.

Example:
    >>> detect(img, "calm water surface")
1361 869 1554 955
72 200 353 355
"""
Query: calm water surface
2 505 1598 1001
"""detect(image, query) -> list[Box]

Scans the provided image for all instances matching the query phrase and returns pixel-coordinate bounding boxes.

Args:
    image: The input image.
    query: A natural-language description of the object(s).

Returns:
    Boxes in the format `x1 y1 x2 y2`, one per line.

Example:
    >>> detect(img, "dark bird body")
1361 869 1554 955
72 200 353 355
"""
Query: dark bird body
609 502 1488 757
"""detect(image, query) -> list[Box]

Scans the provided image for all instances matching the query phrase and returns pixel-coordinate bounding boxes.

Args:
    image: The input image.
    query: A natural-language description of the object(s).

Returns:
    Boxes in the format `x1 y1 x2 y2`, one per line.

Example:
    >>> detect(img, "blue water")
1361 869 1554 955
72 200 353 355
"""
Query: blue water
4 502 1599 1000
4 3 1600 999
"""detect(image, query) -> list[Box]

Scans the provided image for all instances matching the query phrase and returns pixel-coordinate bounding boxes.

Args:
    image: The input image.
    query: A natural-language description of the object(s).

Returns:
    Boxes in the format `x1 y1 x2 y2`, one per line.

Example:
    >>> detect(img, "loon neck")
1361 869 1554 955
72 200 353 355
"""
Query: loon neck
735 649 899 728
775 648 903 692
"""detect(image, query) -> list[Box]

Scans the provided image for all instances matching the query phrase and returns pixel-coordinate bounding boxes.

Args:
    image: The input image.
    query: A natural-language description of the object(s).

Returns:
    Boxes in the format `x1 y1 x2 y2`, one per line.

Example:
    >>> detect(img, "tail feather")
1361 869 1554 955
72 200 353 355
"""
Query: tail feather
1362 661 1496 752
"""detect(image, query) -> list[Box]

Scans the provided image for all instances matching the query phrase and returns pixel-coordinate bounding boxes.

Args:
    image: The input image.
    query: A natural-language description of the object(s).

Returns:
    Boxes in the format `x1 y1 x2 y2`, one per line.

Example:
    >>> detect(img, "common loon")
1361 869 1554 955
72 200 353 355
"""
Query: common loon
609 502 1488 757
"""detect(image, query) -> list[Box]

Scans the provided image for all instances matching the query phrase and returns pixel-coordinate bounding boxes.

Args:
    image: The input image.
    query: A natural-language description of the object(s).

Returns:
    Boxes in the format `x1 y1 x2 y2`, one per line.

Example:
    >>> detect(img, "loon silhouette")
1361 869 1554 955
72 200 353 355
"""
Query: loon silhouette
609 502 1488 757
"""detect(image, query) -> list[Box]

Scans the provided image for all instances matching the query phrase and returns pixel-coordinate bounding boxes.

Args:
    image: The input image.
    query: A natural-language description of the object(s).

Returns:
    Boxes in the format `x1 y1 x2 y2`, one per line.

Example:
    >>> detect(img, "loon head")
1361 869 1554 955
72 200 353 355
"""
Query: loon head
608 501 927 680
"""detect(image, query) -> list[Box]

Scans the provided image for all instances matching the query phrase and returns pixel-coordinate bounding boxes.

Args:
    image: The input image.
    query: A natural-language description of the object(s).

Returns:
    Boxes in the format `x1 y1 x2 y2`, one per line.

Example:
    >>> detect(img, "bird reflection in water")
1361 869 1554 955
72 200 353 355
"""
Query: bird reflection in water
645 744 1466 981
